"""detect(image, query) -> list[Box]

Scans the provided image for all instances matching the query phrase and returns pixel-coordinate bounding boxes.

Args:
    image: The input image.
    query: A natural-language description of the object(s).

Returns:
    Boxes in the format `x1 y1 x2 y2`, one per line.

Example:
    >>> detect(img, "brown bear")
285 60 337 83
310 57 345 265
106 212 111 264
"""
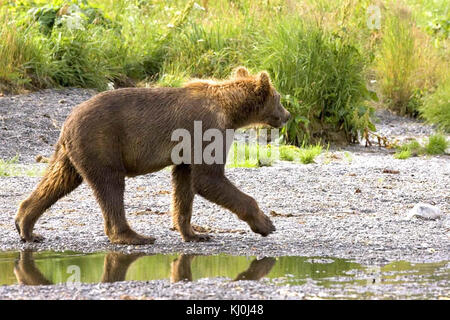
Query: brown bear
15 67 291 245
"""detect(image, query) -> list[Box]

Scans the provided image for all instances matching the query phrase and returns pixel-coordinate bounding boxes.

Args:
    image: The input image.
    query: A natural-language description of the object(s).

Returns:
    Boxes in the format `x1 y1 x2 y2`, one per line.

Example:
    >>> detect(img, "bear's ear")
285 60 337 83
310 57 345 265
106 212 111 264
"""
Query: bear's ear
255 71 271 95
232 66 250 79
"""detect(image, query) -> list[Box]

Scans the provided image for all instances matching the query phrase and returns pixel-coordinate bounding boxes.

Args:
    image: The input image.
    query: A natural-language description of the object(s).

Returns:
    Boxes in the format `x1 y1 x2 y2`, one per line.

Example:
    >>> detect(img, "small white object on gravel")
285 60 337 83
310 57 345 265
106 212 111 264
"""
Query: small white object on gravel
406 203 445 221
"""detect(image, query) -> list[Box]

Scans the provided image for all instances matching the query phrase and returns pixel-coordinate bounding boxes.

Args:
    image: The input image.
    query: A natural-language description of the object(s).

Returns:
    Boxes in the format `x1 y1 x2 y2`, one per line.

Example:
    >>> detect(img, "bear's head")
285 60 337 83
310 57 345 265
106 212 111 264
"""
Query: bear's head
232 67 291 128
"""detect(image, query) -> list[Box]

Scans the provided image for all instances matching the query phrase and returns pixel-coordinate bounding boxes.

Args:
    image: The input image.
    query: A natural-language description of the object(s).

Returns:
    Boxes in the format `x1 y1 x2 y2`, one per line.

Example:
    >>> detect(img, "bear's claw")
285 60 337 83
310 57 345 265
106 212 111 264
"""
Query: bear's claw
249 212 276 237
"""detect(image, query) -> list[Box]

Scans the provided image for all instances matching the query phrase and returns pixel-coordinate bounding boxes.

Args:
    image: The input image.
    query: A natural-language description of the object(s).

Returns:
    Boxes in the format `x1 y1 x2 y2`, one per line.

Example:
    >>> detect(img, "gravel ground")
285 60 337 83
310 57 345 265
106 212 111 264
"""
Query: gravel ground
1 275 448 300
0 88 449 300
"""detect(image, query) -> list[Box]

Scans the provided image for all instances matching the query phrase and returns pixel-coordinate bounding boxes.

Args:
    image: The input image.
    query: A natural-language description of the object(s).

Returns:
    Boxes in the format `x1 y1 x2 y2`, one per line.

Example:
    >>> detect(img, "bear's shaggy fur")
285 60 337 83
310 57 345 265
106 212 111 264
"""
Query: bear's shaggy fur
15 67 290 244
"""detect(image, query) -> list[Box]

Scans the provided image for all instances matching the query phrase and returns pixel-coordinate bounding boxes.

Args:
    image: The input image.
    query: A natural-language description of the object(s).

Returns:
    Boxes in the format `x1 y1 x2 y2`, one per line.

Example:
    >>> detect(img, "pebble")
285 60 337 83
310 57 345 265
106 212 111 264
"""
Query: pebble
407 203 445 220
0 88 449 299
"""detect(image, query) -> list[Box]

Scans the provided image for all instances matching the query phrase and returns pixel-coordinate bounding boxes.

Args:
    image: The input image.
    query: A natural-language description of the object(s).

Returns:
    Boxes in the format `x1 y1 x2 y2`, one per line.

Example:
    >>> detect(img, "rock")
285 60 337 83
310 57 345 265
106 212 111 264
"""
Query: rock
438 216 450 228
406 203 444 220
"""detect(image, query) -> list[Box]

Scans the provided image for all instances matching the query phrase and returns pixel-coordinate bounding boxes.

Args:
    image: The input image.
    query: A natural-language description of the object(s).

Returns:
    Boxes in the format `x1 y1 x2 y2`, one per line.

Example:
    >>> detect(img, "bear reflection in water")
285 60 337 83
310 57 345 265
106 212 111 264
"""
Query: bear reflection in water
13 251 276 285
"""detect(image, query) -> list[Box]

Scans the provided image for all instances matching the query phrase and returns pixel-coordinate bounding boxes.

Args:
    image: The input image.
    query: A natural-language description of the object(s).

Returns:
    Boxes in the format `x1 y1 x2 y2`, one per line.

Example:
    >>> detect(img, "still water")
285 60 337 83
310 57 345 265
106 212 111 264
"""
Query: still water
0 251 448 289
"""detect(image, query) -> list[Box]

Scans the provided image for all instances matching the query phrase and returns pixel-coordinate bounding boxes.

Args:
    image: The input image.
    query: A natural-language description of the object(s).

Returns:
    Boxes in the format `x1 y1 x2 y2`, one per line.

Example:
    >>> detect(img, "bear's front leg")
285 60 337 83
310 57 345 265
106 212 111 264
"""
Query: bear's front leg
171 164 211 242
193 165 276 237
101 252 145 283
170 254 196 283
14 250 52 285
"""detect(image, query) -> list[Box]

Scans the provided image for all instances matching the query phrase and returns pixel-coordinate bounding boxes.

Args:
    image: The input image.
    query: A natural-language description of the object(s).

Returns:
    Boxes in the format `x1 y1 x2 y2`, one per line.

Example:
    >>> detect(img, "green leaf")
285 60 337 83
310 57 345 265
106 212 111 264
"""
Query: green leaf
368 90 379 102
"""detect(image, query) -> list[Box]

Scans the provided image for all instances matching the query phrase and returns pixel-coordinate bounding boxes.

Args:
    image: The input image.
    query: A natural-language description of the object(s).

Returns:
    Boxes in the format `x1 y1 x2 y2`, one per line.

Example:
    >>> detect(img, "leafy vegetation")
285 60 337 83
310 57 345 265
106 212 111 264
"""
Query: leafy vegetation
419 77 450 132
0 156 45 177
424 133 449 155
256 16 375 145
394 149 412 160
226 142 274 168
393 134 448 159
298 144 323 164
0 156 19 177
395 139 423 158
227 142 323 167
0 0 448 145
374 1 449 117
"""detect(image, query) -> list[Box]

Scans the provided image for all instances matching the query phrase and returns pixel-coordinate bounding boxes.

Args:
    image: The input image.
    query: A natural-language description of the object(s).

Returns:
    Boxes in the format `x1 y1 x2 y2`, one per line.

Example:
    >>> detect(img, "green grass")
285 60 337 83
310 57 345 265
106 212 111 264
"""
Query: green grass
394 149 412 160
0 0 448 144
257 15 375 145
374 1 448 117
424 133 449 155
227 142 322 167
298 144 323 164
397 139 423 157
279 145 301 162
344 151 353 164
0 156 45 177
0 156 19 177
375 4 418 116
420 77 450 132
226 142 274 168
393 134 449 159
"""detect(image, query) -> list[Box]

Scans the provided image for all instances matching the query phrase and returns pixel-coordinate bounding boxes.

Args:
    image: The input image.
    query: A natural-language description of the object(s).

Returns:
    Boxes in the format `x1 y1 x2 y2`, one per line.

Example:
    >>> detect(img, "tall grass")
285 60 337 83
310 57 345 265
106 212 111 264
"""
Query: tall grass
425 133 449 155
161 21 249 81
375 1 448 116
258 16 374 145
393 134 449 159
375 5 417 115
420 77 450 132
0 12 42 92
1 0 448 144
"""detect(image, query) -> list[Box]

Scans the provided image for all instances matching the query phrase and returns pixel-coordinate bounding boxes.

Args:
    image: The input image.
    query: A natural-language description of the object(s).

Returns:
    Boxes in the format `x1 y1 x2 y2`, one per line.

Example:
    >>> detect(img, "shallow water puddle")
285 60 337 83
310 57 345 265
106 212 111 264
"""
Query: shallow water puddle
0 251 448 289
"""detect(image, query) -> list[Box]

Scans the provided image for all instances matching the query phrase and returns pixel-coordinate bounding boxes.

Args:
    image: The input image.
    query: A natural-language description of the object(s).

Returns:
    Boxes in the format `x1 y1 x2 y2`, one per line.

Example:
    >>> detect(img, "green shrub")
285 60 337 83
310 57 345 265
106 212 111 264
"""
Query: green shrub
424 133 449 155
398 139 423 156
279 145 301 162
298 144 323 164
161 21 249 81
375 6 417 115
394 135 449 158
278 144 323 164
420 78 450 132
394 149 412 160
0 156 19 177
226 142 274 168
46 28 121 89
0 11 43 91
258 17 375 146
375 2 446 117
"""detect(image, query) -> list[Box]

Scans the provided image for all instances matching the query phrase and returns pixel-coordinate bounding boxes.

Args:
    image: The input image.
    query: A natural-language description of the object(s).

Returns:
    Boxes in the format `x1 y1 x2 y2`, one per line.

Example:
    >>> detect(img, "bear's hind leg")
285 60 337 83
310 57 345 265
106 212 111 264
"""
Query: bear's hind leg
15 151 83 242
171 164 211 242
82 168 155 245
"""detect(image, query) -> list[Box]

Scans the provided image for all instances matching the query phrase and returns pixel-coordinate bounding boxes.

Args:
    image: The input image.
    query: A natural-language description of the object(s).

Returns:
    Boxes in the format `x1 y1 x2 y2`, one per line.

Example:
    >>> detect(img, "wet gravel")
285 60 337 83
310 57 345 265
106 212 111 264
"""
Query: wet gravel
1 275 448 300
0 88 449 299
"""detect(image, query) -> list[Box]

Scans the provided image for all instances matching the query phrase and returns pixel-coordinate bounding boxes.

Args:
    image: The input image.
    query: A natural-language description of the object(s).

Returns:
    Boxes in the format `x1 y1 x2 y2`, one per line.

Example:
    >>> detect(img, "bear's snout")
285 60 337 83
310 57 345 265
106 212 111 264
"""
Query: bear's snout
284 110 291 123
278 108 291 127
